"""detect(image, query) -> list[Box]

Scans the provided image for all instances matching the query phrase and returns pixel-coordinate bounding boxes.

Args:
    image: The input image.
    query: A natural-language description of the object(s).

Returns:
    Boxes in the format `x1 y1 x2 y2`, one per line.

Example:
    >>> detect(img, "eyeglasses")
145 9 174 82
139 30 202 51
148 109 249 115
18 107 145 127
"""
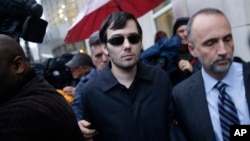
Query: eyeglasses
107 33 141 46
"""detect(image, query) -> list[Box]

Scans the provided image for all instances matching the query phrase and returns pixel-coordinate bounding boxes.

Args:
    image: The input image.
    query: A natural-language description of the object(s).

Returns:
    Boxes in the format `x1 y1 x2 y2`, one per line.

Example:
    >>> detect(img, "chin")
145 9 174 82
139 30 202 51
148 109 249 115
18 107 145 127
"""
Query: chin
120 61 138 70
214 64 231 74
182 40 189 45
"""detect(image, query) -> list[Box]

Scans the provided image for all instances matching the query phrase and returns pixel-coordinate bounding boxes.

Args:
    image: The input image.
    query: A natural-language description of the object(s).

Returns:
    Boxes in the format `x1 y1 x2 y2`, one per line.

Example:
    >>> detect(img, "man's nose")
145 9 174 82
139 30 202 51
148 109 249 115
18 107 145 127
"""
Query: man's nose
184 29 187 36
217 40 227 55
123 38 132 49
102 54 109 62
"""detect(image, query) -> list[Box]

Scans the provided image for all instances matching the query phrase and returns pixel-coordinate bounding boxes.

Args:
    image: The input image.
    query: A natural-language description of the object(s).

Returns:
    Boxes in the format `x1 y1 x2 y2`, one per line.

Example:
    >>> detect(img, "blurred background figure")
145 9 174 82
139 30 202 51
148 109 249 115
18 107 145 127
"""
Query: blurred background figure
71 31 110 121
154 30 167 43
43 53 75 103
170 17 201 86
173 17 190 46
0 0 47 43
89 31 110 71
0 0 47 64
140 30 181 74
62 53 95 101
65 53 94 83
43 53 74 89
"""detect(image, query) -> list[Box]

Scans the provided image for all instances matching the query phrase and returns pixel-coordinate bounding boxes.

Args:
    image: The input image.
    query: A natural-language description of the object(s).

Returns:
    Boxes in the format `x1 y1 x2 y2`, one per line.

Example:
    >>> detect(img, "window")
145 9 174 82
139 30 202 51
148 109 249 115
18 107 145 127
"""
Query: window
154 0 171 13
155 10 173 37
153 0 173 37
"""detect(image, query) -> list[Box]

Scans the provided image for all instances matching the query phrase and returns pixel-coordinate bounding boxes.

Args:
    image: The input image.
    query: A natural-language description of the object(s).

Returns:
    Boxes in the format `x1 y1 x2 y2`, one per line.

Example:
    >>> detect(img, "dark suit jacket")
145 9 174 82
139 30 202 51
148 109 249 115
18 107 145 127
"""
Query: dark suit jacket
172 62 250 141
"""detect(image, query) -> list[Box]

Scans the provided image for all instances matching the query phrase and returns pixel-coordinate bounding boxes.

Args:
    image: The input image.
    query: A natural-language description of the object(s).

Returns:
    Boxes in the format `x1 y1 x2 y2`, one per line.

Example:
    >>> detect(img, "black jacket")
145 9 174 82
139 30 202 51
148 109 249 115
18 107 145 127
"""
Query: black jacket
82 63 172 141
0 69 84 141
172 61 250 141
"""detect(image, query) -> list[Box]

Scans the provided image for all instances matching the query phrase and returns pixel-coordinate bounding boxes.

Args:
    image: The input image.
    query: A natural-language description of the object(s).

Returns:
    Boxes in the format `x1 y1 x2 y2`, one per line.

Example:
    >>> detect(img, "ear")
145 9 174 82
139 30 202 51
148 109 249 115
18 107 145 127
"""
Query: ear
188 43 197 58
12 56 26 75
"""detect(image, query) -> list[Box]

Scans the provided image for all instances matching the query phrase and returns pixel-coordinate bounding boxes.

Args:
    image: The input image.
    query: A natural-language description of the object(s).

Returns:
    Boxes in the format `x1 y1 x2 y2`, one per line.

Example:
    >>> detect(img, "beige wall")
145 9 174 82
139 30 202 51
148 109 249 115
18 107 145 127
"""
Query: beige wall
172 0 250 61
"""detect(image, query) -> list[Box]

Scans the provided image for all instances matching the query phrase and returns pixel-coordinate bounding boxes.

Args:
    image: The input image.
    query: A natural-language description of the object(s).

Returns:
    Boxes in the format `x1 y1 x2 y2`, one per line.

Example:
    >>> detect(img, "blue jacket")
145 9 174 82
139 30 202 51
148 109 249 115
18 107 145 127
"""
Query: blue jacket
140 35 181 73
71 69 98 121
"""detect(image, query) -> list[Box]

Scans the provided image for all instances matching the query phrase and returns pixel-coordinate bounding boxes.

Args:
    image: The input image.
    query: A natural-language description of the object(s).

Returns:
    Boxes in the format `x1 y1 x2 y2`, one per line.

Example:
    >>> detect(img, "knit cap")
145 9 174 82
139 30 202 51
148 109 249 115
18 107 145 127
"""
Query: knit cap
173 17 189 35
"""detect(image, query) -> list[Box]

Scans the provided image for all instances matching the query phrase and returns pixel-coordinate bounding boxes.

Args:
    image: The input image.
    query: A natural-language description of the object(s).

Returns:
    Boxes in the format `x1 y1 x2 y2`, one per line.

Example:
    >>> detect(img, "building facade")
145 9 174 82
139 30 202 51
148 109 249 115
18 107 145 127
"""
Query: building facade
172 0 250 61
39 0 88 61
38 0 250 62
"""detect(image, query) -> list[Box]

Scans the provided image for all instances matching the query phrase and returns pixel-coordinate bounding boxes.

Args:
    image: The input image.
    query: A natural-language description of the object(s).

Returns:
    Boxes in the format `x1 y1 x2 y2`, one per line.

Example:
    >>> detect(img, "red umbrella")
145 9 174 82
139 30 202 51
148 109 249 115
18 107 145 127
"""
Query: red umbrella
64 0 163 44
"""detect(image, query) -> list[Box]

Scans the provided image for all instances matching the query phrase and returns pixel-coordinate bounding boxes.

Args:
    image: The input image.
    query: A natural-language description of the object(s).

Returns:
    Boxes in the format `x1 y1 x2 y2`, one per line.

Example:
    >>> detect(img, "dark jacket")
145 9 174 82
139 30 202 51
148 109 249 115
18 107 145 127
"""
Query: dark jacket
0 69 84 141
172 61 250 141
140 35 181 73
71 68 98 121
82 63 172 141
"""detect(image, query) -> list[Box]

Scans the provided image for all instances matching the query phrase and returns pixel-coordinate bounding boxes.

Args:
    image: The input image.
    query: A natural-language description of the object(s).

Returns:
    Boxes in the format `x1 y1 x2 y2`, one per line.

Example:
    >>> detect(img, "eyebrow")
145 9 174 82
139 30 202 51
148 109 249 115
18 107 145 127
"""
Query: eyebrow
223 33 233 39
202 33 232 45
95 53 102 57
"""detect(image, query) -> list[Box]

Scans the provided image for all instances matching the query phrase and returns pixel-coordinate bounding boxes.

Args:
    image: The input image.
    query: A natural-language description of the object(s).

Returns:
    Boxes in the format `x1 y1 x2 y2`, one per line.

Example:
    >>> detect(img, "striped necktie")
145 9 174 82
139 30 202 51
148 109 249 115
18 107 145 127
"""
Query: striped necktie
215 81 240 141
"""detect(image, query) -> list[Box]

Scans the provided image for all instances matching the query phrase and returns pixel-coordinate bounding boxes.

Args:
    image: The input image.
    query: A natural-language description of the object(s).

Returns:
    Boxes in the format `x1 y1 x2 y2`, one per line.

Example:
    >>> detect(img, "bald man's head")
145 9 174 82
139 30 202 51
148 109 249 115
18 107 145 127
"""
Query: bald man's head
0 34 26 62
0 34 30 96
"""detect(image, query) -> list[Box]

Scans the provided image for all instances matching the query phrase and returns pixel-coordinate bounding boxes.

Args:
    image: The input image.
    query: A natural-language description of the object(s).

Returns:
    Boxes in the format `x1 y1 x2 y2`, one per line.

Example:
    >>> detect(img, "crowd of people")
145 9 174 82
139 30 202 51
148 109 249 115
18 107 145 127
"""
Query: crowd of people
0 7 250 141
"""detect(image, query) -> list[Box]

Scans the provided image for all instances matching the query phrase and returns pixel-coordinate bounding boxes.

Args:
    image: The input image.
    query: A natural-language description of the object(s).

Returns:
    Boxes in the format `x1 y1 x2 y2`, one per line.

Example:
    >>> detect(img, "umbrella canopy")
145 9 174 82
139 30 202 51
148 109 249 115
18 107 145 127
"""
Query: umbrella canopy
64 0 163 44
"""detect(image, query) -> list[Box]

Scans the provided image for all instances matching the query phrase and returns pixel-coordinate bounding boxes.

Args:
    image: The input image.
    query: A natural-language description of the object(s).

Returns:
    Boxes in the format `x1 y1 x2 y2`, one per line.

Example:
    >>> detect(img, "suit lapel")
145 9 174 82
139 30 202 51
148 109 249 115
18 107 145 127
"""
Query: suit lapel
188 71 216 140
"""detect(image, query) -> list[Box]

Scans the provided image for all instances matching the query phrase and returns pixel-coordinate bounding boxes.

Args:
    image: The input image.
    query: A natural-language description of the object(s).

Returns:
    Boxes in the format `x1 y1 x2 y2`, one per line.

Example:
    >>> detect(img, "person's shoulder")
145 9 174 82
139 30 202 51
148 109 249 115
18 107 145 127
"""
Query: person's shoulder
93 65 114 80
240 61 250 77
241 60 250 68
1 87 67 118
79 69 105 92
173 70 201 91
172 75 196 99
0 94 83 141
139 63 167 75
21 76 71 106
87 69 105 83
138 63 171 84
232 58 250 71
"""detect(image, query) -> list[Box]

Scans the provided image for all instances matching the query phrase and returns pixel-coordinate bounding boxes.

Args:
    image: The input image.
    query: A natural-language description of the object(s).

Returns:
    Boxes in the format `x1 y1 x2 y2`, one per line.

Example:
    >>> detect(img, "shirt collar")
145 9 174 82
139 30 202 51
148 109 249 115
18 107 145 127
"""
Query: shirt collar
202 62 241 93
202 68 218 94
222 62 242 87
100 62 153 92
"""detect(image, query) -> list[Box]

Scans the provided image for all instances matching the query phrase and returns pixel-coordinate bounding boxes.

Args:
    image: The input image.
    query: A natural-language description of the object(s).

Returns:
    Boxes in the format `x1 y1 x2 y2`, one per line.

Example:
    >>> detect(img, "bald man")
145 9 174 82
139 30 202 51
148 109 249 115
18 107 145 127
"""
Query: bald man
172 8 250 141
0 34 84 141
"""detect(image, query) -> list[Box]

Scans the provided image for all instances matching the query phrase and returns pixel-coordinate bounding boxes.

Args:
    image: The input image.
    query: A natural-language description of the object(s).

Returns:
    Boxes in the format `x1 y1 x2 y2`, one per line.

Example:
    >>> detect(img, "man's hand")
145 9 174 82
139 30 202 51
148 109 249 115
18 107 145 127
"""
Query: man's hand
178 59 193 72
63 86 75 96
78 120 97 141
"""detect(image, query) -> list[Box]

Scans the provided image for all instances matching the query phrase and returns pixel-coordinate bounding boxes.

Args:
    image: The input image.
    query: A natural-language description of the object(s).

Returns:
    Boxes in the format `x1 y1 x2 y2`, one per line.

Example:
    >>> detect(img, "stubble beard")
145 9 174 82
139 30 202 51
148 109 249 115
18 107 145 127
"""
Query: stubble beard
201 57 233 74
112 57 139 71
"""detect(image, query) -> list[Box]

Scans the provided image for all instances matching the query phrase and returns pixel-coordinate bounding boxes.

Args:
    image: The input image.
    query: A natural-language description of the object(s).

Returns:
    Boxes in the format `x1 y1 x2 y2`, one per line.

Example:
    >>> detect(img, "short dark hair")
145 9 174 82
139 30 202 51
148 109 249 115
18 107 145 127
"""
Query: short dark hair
99 11 142 43
154 30 167 43
187 8 228 45
89 31 102 46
